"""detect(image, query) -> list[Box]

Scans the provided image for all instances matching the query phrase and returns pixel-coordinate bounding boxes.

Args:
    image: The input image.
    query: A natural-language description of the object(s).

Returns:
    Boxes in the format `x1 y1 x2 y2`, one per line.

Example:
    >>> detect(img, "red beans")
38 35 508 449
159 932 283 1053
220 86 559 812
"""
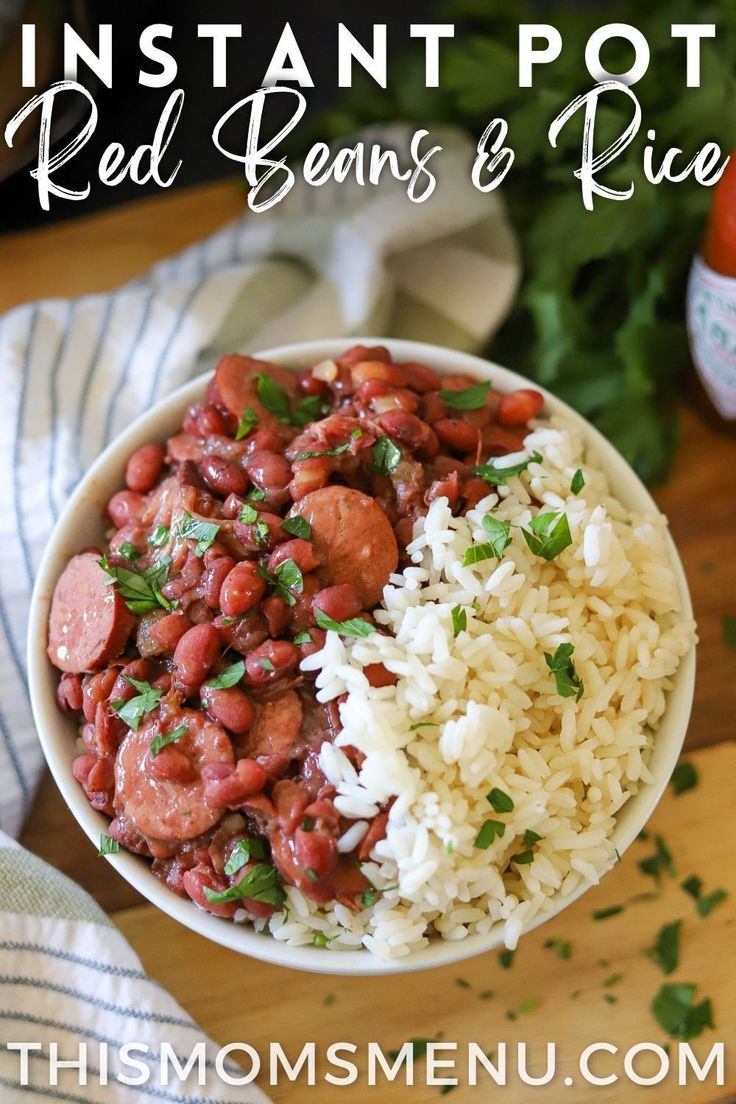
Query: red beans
377 410 437 456
297 368 328 396
203 555 235 609
202 759 267 805
261 596 289 637
296 627 326 659
363 662 398 688
433 418 479 453
182 866 238 919
125 443 165 494
356 378 389 403
149 745 197 784
82 668 118 722
497 388 544 426
245 640 299 682
401 361 442 392
245 450 292 491
219 562 266 618
203 687 255 734
107 490 145 529
313 584 361 623
56 673 83 712
199 456 248 496
173 623 221 687
109 658 150 701
268 538 319 574
294 826 339 880
289 457 331 501
183 402 230 438
150 611 192 652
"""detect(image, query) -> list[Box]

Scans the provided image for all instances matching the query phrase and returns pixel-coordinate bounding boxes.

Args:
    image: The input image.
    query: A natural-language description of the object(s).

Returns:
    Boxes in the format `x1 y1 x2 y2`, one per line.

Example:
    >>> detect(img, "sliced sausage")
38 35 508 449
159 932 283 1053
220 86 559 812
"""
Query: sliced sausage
113 709 234 842
214 355 297 436
245 691 303 759
47 552 135 673
291 486 398 608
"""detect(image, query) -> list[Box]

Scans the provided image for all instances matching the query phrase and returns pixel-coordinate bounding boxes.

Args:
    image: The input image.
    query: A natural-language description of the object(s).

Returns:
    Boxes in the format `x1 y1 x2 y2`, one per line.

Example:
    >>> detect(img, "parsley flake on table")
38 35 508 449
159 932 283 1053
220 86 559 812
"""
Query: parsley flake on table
669 760 698 796
592 905 624 921
498 948 515 969
544 937 571 960
651 983 714 1041
681 875 703 900
522 511 573 561
638 834 676 883
696 888 728 918
723 615 736 648
544 642 584 701
149 724 187 757
645 920 681 975
437 380 491 410
111 676 163 731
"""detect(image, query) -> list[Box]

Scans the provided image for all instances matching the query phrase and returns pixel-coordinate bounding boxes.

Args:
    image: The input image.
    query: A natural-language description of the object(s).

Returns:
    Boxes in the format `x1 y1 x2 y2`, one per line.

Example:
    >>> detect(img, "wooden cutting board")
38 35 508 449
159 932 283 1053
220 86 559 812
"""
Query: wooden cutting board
115 741 736 1104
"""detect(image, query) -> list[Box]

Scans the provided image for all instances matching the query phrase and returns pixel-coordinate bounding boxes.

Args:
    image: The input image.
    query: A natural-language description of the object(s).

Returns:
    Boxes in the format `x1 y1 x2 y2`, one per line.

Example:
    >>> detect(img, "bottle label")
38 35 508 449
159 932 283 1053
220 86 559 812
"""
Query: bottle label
687 255 736 419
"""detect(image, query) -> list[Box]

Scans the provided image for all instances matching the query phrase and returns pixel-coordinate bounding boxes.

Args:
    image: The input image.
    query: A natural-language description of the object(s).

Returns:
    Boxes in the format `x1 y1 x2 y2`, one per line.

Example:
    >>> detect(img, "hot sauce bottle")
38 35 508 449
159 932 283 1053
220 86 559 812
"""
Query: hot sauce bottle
687 152 736 431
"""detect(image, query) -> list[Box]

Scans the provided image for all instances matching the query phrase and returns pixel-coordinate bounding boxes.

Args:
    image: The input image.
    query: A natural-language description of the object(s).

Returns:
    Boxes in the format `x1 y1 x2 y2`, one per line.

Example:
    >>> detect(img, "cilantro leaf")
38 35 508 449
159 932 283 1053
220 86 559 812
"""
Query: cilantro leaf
522 512 573 561
205 660 245 690
203 862 286 907
118 542 140 562
511 849 535 865
235 406 259 440
149 724 187 757
473 451 541 484
281 515 312 540
463 543 496 566
544 642 584 701
314 609 375 638
372 436 402 474
292 394 327 427
437 381 491 410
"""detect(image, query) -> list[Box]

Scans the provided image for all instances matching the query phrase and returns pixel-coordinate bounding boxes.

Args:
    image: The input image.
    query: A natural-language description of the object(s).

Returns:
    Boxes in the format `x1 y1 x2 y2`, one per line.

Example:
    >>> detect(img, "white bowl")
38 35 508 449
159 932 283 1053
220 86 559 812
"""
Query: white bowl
27 338 696 976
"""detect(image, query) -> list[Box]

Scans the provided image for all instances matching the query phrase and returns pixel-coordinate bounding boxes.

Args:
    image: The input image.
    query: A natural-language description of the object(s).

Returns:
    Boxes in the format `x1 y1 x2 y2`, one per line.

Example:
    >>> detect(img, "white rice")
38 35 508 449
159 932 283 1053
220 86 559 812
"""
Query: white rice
271 415 696 959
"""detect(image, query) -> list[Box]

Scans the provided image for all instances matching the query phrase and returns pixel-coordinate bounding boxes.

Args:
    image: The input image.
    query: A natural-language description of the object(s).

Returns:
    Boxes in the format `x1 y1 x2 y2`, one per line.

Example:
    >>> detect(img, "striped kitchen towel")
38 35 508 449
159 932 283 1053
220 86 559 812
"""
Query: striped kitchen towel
0 123 519 836
0 123 519 1101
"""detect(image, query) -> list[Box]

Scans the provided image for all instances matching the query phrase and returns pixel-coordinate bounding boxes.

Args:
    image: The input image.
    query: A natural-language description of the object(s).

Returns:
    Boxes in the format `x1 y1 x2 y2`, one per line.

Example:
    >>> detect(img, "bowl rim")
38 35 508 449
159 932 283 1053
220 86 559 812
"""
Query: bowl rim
27 337 696 976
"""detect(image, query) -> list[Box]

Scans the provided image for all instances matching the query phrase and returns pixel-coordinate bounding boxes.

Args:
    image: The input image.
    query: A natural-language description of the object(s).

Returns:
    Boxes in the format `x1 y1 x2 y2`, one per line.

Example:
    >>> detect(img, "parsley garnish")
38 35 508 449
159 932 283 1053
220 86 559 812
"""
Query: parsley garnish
522 829 542 846
651 983 714 1041
224 837 266 876
272 558 304 605
304 867 319 882
293 631 313 646
313 933 337 947
570 469 585 494
372 435 401 474
257 658 276 672
451 605 466 638
544 642 584 701
638 834 676 883
254 373 292 423
149 724 187 757
295 427 361 461
463 515 512 565
98 554 172 614
245 487 266 502
645 920 681 975
111 676 163 731
681 875 703 900
148 525 169 548
293 394 327 427
175 512 220 557
696 888 728 918
314 609 374 638
670 761 698 796
235 406 259 440
98 833 119 857
203 862 286 907
205 660 245 690
118 542 140 562
511 849 535 865
238 503 258 525
254 519 270 546
522 511 573 561
437 381 491 410
474 819 505 849
473 452 541 484
486 787 514 813
282 515 312 540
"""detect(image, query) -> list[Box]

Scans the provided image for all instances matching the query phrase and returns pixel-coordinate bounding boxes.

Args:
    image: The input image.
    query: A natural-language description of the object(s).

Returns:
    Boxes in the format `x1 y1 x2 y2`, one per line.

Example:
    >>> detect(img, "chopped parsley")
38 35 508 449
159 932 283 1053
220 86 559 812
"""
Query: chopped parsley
522 511 573 561
372 435 401 474
296 427 362 461
238 503 258 525
544 642 584 701
645 920 681 975
313 933 337 947
148 525 170 548
437 380 491 410
235 406 259 440
175 512 221 557
604 993 618 1005
498 948 515 969
118 542 140 562
245 487 266 502
723 615 736 648
149 723 187 757
253 519 270 546
604 972 623 988
651 983 714 1041
670 761 698 796
203 862 286 907
451 605 466 638
592 905 624 920
544 937 571 960
486 787 514 813
304 867 319 882
205 660 245 690
522 829 542 846
323 993 336 1007
474 819 506 849
455 977 472 989
224 837 266 876
111 676 163 731
570 468 585 494
696 888 728 918
293 394 327 427
638 834 676 883
473 451 541 484
254 373 292 423
292 631 313 646
257 658 276 672
98 554 172 614
511 849 535 865
281 515 312 540
98 833 119 857
463 543 497 566
271 558 304 605
681 875 703 900
463 516 513 564
314 609 374 638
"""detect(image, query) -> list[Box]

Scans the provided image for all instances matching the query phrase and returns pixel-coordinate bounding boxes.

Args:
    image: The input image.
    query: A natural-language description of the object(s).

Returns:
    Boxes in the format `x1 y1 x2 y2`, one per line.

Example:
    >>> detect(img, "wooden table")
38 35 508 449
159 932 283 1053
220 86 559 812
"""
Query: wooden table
2 183 735 1103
